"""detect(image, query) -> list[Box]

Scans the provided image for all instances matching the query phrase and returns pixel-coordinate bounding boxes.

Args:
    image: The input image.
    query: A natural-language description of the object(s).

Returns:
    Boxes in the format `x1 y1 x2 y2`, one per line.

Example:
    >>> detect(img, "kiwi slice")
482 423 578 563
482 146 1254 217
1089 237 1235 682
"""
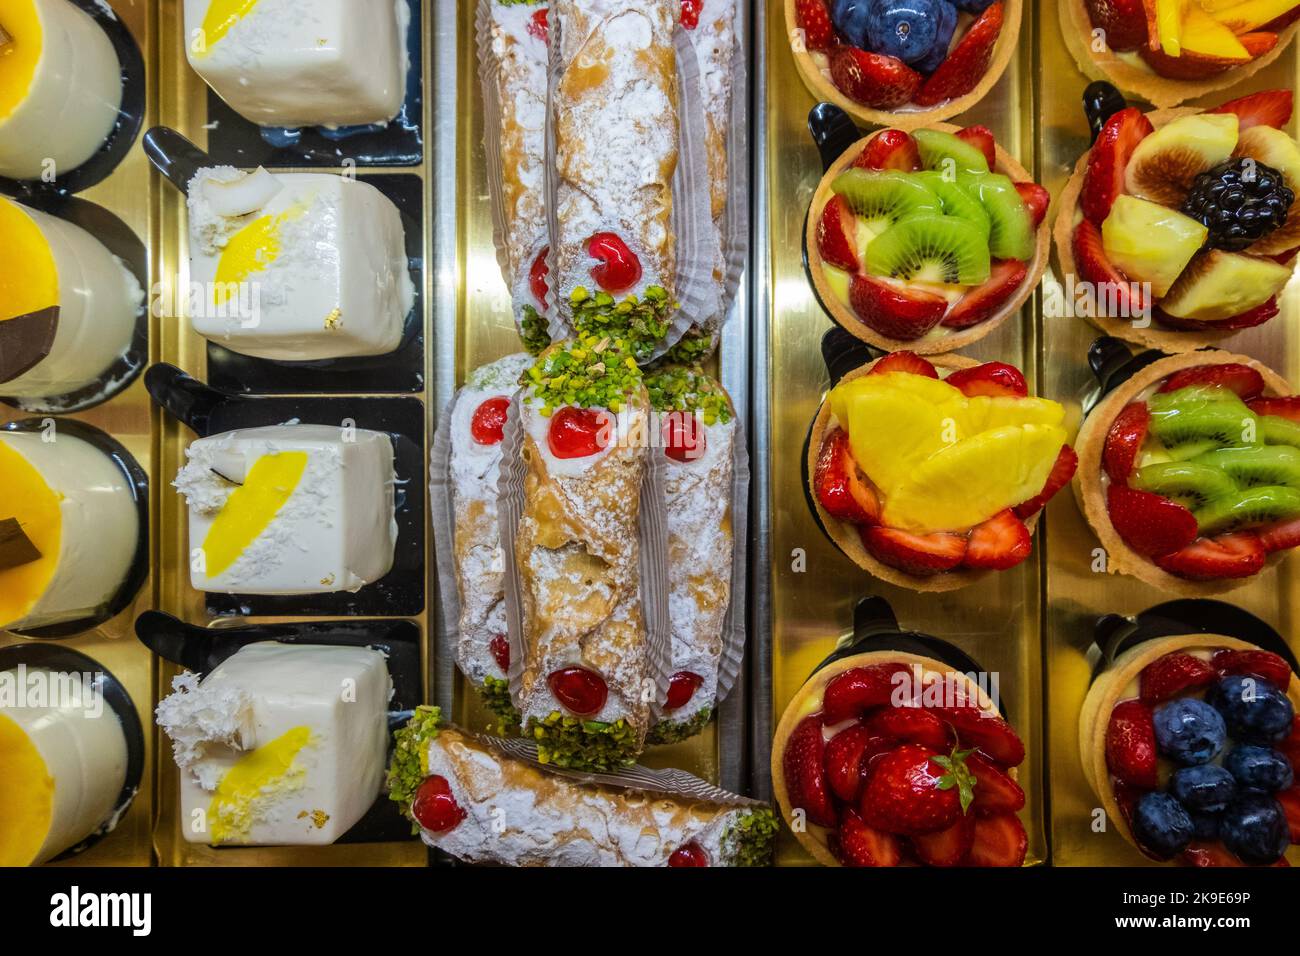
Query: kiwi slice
830 170 942 231
1260 415 1300 449
864 215 992 286
1148 387 1259 452
1130 461 1241 508
913 129 990 175
960 173 1035 260
1191 445 1300 490
915 171 991 236
1194 485 1300 535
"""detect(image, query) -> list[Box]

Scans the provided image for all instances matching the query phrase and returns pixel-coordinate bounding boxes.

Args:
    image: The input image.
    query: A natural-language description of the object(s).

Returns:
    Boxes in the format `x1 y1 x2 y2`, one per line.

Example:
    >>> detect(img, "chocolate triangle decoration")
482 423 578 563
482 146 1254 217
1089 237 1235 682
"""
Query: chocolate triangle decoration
0 518 41 571
0 307 59 385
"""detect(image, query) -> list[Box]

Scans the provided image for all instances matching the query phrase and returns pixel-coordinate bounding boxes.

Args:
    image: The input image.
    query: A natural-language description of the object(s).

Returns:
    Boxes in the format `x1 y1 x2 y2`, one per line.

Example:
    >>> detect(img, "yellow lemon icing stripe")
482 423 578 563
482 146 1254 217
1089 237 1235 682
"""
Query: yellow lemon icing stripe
0 439 62 628
211 202 309 308
202 451 307 578
0 197 58 322
208 725 311 844
0 0 43 122
0 712 54 866
197 0 260 55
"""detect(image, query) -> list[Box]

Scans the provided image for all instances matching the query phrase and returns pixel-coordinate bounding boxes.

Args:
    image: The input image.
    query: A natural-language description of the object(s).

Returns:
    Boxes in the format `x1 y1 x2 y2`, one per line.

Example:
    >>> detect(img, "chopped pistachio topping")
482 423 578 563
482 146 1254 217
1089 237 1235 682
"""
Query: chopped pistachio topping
645 365 732 426
721 808 779 867
658 328 716 367
647 706 713 745
520 305 552 356
526 711 639 771
521 333 643 415
387 705 443 830
569 285 676 362
480 676 521 733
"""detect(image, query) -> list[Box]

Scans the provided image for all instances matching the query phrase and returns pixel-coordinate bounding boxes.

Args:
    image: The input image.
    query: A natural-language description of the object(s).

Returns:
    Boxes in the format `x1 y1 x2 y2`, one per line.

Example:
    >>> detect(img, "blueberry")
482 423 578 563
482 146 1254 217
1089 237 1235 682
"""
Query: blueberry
1190 812 1220 841
1153 698 1228 766
1169 765 1237 813
864 0 948 67
1219 793 1290 865
1224 745 1295 792
1209 676 1295 744
831 0 874 50
912 1 957 75
1132 792 1195 860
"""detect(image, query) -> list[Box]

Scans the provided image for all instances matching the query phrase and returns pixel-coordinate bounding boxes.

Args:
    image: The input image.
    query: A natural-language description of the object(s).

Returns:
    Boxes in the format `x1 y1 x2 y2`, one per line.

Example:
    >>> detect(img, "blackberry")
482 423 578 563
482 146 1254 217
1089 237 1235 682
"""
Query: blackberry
1181 158 1294 252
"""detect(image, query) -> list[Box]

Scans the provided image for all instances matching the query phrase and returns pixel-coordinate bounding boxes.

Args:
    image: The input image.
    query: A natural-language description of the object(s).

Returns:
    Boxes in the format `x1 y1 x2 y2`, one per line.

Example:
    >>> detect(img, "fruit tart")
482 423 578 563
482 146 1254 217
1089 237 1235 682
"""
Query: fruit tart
787 0 1020 128
772 650 1029 867
1081 635 1299 865
1076 350 1300 593
808 124 1051 353
1055 89 1300 351
1064 0 1300 109
808 352 1076 590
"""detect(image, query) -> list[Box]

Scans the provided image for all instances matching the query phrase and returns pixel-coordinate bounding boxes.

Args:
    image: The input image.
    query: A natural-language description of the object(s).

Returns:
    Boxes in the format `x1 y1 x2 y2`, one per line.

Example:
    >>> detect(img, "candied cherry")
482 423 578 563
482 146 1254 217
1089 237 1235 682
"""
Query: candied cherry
529 246 550 309
412 775 466 833
548 666 608 716
471 397 510 446
489 635 511 673
548 406 609 459
680 0 702 29
662 413 706 463
586 232 642 293
668 841 709 866
665 671 704 710
527 7 549 43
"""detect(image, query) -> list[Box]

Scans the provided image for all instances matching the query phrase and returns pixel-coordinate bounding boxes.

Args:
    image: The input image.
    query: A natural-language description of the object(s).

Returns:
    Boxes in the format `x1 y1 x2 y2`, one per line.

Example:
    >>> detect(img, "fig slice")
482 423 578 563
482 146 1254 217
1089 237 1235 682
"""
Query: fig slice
1124 114 1240 208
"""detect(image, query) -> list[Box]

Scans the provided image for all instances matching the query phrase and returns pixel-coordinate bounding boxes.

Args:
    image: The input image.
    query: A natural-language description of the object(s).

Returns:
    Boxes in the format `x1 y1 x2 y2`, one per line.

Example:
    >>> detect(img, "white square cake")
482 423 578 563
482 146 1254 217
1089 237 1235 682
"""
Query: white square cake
174 424 398 595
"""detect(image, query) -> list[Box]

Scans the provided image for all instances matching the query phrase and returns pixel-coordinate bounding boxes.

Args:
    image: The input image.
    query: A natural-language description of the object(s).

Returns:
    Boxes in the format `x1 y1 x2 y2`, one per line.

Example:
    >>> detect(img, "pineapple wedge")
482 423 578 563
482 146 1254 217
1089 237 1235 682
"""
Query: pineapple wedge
1160 249 1293 321
1102 196 1208 298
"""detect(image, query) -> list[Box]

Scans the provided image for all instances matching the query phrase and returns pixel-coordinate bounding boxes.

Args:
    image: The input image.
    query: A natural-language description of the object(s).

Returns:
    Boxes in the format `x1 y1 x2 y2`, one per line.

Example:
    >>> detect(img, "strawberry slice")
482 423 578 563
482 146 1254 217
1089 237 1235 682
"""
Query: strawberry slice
870 350 938 378
823 663 915 723
837 808 902 867
1258 516 1300 554
1084 0 1149 51
967 752 1026 816
914 3 1004 107
860 744 967 836
1103 402 1150 482
1247 396 1300 421
824 724 891 804
1072 219 1147 317
782 714 838 828
854 129 922 172
814 428 880 525
830 47 922 110
1139 652 1217 703
955 125 997 170
1081 107 1154 226
1013 445 1078 519
1209 89 1294 131
816 194 860 273
861 526 967 576
1014 182 1050 228
963 509 1033 571
943 361 1027 398
849 274 947 340
966 813 1028 867
1157 363 1266 401
1106 484 1198 558
941 258 1028 330
794 0 835 53
1155 297 1279 332
1211 648 1294 689
929 692 1026 767
912 814 976 867
1106 699 1158 789
1155 533 1267 581
1279 787 1300 843
864 706 953 751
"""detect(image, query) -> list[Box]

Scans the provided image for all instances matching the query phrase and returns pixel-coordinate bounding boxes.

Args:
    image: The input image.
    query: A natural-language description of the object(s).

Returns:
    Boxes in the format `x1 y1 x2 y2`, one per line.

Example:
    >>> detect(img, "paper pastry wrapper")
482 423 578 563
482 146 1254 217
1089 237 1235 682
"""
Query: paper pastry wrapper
1072 350 1293 596
543 4 721 363
417 724 771 866
478 0 550 347
1078 634 1300 856
497 391 673 759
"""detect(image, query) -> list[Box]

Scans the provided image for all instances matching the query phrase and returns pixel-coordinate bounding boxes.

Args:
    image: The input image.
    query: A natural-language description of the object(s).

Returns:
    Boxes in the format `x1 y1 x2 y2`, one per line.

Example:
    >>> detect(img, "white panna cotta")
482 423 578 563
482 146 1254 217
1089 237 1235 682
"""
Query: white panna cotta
174 424 398 595
0 0 123 180
186 167 413 362
156 642 391 846
0 667 129 866
0 430 139 632
0 196 141 400
182 0 408 128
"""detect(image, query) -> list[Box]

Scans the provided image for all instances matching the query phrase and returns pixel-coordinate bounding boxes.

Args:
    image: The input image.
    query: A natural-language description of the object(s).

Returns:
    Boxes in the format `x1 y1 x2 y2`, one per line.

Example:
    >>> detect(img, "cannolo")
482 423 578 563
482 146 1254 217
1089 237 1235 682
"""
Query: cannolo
483 0 553 354
388 707 777 866
446 352 532 727
551 0 681 360
510 335 654 769
644 366 736 744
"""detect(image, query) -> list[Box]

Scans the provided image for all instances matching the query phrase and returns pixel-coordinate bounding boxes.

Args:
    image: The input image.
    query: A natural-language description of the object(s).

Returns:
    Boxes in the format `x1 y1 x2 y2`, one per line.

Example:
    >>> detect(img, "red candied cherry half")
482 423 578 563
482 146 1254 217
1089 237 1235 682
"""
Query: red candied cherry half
665 671 704 711
548 406 610 459
489 635 510 673
585 232 643 293
471 397 510 446
529 246 550 309
527 8 548 43
548 666 608 716
663 412 706 463
668 841 709 866
680 0 701 29
412 775 467 833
